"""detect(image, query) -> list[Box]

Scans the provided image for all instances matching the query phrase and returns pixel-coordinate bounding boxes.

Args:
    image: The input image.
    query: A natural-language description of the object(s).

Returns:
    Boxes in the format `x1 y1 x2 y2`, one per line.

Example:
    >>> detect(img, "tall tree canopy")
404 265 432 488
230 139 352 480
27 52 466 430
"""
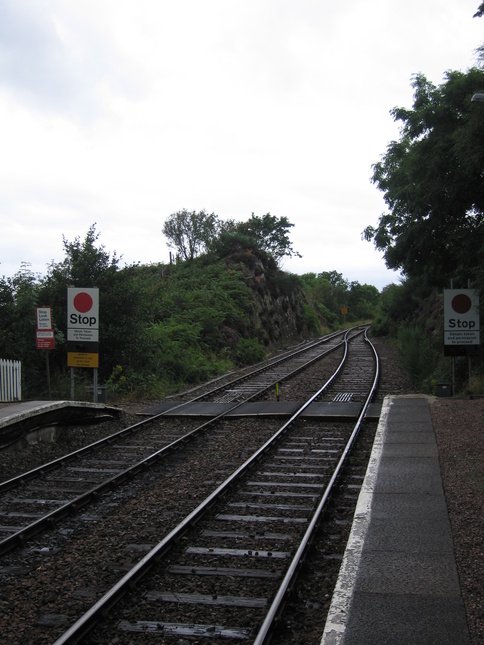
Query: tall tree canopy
236 213 301 262
163 210 301 265
162 209 219 261
364 68 484 287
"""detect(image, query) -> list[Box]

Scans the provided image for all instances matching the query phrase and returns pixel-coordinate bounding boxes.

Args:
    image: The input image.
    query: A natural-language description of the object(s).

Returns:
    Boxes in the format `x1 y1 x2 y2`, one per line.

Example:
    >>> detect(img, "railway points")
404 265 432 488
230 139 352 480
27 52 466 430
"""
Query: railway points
0 330 472 644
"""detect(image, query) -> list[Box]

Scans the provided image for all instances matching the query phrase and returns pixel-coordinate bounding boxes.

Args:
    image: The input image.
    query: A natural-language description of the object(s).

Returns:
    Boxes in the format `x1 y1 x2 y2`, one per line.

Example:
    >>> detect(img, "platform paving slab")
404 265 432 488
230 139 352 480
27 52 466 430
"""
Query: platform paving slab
321 395 471 645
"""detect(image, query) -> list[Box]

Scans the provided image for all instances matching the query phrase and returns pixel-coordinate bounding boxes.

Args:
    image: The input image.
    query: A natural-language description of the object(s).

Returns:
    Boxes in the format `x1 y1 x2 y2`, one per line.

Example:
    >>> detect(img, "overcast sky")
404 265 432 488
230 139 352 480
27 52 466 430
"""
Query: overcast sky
0 1 482 290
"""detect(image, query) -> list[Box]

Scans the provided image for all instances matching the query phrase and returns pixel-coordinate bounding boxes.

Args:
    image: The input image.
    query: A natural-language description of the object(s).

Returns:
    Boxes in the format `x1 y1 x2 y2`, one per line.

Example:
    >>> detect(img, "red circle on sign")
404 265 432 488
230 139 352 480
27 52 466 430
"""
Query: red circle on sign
73 292 93 313
451 294 472 314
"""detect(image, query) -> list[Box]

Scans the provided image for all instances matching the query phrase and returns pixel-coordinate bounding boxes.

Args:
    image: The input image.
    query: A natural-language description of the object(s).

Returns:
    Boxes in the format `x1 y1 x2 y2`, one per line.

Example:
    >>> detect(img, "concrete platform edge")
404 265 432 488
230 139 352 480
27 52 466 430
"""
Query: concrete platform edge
320 396 393 645
0 400 117 429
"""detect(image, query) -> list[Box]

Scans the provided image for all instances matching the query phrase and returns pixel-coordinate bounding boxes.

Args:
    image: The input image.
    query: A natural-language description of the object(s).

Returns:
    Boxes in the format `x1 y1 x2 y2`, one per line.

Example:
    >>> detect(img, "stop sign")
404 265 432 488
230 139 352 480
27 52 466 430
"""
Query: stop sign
67 287 99 342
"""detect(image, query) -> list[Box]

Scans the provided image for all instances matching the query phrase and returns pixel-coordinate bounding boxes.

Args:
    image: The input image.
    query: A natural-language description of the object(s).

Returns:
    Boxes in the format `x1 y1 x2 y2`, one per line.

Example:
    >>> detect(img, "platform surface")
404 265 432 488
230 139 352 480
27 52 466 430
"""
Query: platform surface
321 395 470 645
0 400 111 425
0 400 119 447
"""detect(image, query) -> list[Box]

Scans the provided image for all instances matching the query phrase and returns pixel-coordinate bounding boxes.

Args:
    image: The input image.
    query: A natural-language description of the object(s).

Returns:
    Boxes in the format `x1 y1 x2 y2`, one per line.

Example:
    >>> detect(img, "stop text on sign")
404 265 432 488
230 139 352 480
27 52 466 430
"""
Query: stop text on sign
447 319 477 328
69 313 98 326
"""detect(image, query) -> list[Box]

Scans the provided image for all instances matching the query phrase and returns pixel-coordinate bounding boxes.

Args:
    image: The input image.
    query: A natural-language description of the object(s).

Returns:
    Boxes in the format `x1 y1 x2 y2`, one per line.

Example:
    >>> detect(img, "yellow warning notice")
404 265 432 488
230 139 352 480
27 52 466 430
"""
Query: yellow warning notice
68 352 99 368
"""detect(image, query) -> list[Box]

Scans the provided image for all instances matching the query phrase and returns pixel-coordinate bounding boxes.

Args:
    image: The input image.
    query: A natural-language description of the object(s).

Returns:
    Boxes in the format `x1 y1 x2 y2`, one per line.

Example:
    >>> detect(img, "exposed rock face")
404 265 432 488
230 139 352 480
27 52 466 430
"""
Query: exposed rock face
226 249 324 348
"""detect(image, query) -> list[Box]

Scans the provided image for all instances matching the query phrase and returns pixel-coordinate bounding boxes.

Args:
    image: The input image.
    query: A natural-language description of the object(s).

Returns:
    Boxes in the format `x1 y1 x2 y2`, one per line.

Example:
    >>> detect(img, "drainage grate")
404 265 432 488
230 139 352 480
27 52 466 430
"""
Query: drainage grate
333 392 353 402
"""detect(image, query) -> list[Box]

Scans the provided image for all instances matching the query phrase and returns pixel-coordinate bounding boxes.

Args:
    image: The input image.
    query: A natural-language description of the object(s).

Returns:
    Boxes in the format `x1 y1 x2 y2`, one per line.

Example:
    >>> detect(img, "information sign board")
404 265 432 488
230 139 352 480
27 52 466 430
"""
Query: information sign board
67 288 99 344
67 287 99 367
36 307 55 349
444 289 480 347
67 352 99 368
36 307 52 330
37 330 55 350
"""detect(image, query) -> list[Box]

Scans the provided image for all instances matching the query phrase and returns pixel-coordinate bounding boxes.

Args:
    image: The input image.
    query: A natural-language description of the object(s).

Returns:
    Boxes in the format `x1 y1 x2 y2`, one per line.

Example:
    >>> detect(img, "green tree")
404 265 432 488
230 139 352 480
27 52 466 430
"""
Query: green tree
209 213 301 265
207 218 252 258
0 264 46 396
41 225 149 383
237 213 301 263
364 68 484 287
347 282 380 319
0 275 15 354
162 209 219 261
53 223 120 284
299 271 347 326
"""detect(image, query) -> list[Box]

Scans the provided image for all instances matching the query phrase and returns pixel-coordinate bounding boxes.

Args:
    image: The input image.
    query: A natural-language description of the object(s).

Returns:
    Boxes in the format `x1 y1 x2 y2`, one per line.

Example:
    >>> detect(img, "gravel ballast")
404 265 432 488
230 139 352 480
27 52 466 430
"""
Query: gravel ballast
431 398 484 645
0 341 482 644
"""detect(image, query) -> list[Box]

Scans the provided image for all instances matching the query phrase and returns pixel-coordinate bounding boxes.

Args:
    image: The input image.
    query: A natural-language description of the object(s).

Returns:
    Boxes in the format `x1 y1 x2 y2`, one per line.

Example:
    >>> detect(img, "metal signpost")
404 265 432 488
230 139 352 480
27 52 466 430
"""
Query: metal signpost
67 287 100 401
36 307 55 398
443 288 480 394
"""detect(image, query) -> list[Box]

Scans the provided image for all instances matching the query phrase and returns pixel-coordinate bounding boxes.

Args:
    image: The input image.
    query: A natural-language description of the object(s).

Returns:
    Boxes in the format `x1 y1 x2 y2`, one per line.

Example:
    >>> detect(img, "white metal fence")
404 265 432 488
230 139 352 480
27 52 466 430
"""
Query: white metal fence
0 359 22 402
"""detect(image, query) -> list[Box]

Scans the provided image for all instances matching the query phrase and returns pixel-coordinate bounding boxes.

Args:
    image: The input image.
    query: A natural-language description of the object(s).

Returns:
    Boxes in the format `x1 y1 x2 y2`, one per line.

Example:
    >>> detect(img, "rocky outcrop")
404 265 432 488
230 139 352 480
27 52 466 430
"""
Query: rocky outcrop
226 249 324 348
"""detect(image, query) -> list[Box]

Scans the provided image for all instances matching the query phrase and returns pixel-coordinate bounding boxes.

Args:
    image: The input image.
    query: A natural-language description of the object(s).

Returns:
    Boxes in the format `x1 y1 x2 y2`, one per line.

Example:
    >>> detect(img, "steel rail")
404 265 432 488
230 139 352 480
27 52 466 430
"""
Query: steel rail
0 330 346 496
0 329 352 556
253 326 380 644
51 329 368 645
173 328 349 402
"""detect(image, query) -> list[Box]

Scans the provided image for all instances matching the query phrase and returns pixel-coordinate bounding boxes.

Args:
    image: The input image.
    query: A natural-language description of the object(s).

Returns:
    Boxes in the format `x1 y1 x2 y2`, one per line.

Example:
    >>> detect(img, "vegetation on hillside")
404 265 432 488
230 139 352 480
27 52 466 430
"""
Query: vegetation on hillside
0 217 380 401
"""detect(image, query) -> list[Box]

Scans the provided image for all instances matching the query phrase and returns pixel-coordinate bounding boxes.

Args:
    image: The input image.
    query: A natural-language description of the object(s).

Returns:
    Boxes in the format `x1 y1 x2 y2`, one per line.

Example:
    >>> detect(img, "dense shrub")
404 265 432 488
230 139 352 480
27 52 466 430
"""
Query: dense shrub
2 225 389 399
397 325 437 390
235 338 267 365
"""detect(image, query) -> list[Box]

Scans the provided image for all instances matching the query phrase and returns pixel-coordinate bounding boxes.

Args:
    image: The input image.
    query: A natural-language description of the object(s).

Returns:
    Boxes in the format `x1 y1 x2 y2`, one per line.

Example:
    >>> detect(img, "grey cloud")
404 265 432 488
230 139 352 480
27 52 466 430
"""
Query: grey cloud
0 1 140 121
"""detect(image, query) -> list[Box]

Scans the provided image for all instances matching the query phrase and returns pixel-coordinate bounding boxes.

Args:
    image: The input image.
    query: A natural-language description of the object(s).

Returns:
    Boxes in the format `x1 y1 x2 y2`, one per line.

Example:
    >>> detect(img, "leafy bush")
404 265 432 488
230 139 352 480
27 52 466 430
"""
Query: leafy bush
303 303 320 333
105 364 130 394
269 271 301 297
235 338 266 366
397 324 437 390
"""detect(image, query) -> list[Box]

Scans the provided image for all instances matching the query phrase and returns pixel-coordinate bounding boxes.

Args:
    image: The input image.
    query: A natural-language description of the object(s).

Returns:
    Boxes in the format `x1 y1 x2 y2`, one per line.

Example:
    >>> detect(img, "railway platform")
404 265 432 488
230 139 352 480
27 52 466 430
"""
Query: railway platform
0 400 119 448
321 395 470 645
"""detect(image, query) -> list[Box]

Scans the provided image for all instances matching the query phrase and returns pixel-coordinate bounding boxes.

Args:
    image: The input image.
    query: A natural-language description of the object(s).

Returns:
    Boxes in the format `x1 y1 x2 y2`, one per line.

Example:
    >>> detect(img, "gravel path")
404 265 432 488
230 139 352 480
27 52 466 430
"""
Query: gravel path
431 397 484 645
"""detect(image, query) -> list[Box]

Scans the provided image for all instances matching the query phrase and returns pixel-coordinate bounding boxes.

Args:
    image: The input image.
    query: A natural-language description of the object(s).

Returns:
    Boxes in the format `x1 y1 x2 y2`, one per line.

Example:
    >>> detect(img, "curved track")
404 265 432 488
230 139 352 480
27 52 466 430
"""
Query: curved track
47 328 379 644
0 330 352 556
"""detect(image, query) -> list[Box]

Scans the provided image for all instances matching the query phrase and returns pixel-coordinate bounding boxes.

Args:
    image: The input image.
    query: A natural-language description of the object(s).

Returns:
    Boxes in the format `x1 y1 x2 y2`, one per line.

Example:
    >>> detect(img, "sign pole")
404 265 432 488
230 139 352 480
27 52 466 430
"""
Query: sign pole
67 287 100 402
444 283 480 395
70 368 75 401
449 279 455 397
451 345 455 396
468 279 472 390
45 352 51 399
451 280 455 396
93 368 98 403
36 307 55 395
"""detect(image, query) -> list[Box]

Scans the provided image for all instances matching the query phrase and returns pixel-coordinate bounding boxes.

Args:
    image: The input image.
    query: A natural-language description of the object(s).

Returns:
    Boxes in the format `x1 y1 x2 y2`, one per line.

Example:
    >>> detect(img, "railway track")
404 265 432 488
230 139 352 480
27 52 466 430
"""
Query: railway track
51 330 378 645
42 327 379 644
0 329 350 557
